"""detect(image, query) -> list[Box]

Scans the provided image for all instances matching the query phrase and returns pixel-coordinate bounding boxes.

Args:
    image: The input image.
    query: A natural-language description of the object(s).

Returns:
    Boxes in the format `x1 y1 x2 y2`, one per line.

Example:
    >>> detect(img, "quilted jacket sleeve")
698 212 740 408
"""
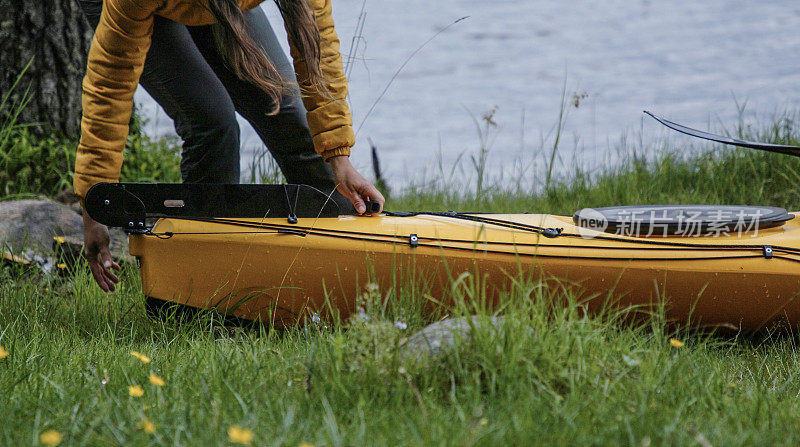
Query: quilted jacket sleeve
285 0 355 161
74 0 155 197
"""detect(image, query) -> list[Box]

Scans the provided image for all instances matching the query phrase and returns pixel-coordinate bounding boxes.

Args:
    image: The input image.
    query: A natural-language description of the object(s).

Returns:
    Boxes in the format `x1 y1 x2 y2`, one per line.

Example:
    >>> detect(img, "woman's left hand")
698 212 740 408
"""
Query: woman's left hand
328 156 385 215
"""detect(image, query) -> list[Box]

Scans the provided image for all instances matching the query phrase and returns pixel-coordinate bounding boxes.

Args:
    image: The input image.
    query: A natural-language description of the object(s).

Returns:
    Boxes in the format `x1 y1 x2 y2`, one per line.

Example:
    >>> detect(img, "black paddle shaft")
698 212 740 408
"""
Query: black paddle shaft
84 183 342 231
644 111 800 157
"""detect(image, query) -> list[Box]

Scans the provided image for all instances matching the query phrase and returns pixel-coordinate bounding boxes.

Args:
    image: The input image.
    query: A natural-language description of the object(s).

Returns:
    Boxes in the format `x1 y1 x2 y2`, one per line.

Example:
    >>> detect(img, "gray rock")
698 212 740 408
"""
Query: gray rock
0 199 128 260
399 315 506 361
0 199 83 253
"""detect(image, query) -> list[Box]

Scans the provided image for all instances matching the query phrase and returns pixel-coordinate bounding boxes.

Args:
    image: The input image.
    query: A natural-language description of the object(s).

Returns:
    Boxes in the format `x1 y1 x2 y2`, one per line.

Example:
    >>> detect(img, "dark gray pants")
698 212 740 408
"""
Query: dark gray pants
80 2 350 209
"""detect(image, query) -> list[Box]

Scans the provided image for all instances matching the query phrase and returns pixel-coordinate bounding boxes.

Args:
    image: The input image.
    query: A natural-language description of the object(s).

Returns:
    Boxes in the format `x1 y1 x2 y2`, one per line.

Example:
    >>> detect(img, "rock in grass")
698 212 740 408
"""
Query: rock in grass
0 199 128 260
400 315 505 360
0 199 82 253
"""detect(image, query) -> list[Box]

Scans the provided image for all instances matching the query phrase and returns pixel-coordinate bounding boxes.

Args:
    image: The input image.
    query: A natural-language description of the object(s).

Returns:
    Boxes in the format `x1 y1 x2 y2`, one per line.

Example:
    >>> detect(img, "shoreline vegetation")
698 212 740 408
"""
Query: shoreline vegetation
4 94 800 444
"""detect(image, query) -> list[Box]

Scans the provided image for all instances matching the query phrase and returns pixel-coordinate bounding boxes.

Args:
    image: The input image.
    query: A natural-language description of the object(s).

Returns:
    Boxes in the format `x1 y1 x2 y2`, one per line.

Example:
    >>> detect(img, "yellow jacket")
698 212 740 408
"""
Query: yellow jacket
74 0 354 197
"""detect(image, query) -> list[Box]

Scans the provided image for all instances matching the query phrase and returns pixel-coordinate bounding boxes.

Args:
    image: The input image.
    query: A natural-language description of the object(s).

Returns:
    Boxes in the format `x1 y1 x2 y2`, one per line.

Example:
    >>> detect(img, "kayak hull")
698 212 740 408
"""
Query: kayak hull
128 213 800 331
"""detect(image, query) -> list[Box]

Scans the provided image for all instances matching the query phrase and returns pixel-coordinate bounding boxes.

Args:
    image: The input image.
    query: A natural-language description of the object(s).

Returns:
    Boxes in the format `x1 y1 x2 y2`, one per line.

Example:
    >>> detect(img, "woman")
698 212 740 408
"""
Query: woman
76 0 384 291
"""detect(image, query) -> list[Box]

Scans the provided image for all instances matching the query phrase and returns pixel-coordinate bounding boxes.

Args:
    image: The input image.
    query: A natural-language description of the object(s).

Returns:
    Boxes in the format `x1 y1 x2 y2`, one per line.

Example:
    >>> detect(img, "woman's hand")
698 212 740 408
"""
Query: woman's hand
328 156 385 215
82 211 121 292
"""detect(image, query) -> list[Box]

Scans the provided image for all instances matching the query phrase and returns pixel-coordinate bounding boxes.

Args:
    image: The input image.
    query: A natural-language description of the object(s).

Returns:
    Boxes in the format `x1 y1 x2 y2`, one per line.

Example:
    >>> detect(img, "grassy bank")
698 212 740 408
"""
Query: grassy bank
5 265 800 446
390 113 800 214
4 111 800 445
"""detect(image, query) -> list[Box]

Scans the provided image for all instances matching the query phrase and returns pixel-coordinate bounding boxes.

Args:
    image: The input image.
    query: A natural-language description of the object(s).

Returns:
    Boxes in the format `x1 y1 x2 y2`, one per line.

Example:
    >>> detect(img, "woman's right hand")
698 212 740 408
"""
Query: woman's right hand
328 155 385 215
82 211 121 292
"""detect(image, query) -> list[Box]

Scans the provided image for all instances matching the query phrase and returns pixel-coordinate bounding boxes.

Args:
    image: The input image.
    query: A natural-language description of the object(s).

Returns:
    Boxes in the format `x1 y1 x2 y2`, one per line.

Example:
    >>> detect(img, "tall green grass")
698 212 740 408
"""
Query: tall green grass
4 249 800 445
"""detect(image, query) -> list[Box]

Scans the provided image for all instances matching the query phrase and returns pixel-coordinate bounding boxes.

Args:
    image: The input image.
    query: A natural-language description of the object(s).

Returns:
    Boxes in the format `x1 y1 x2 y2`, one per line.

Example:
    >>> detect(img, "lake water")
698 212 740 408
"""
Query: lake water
134 0 800 190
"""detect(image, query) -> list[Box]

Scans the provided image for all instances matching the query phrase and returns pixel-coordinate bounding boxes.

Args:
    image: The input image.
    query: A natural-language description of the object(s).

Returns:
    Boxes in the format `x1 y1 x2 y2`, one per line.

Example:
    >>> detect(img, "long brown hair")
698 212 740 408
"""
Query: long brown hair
205 0 327 114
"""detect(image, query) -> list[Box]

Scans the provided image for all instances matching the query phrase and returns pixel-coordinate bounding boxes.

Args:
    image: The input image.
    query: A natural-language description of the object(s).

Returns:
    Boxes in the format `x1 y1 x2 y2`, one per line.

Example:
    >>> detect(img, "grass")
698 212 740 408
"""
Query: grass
5 252 800 445
6 89 800 443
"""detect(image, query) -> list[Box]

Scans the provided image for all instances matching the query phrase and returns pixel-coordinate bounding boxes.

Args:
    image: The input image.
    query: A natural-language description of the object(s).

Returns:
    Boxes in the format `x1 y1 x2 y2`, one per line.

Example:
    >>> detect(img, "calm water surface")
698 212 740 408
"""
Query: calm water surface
134 0 800 188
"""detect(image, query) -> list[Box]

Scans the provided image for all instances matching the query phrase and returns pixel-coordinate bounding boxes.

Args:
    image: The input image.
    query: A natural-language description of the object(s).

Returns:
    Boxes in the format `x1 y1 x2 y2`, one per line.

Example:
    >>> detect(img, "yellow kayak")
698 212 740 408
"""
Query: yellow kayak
129 206 800 331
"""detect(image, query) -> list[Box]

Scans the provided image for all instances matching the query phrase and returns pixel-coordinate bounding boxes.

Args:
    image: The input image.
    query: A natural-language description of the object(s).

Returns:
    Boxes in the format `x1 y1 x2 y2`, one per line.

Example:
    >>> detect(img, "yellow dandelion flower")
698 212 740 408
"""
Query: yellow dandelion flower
56 263 67 269
227 426 253 444
53 236 65 244
299 442 315 447
130 351 151 364
669 338 684 348
40 429 62 446
129 385 144 397
149 374 165 386
0 345 8 360
138 419 156 434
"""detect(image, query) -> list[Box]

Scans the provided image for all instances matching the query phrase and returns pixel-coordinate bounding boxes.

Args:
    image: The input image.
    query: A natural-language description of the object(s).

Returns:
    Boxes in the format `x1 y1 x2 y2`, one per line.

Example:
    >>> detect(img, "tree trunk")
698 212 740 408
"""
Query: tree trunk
0 0 93 138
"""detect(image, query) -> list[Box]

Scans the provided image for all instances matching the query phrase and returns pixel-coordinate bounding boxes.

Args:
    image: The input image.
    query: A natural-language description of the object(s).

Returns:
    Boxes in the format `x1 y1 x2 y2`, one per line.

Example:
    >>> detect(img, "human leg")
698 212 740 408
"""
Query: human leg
138 17 241 183
186 9 347 198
